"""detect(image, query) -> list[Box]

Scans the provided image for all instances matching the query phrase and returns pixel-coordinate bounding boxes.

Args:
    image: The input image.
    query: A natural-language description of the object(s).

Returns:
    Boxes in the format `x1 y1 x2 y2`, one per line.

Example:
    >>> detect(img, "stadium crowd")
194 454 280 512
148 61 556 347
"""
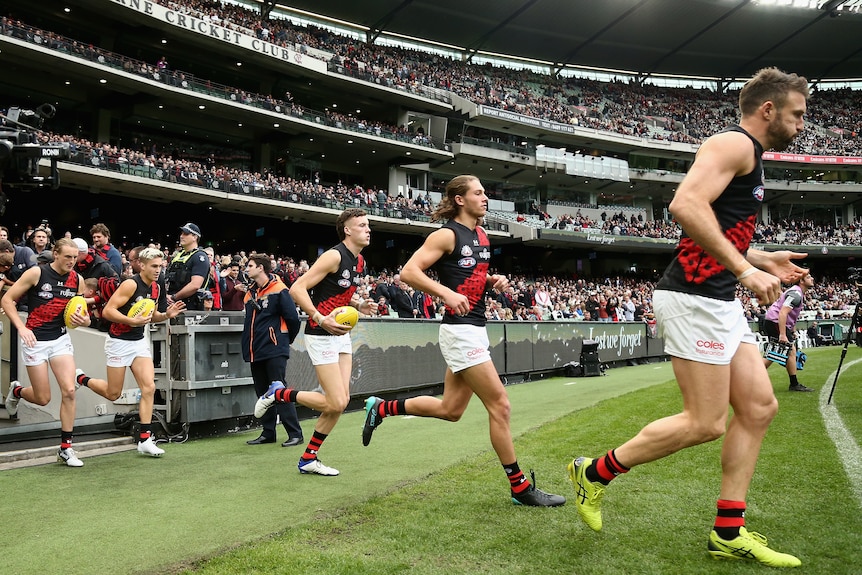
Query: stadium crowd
7 121 858 246
0 18 438 149
5 221 857 328
4 6 862 156
148 0 862 155
32 132 438 222
26 128 862 246
510 207 862 247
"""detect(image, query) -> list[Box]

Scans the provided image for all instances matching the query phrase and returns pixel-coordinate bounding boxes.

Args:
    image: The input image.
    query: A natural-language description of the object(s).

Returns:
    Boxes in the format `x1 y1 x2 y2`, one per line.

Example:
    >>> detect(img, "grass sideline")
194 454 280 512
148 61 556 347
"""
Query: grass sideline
4 347 861 574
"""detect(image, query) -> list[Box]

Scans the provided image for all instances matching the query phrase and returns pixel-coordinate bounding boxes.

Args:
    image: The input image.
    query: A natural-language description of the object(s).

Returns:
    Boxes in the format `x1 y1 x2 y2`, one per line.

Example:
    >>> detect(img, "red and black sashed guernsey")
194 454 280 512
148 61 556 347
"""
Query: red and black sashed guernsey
304 242 365 336
437 220 491 327
109 275 162 341
25 266 80 340
657 125 765 302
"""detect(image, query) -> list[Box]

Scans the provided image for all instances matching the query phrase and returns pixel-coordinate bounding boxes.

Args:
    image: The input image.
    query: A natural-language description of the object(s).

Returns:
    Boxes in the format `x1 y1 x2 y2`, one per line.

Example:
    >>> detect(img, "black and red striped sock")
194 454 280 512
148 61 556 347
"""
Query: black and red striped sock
714 499 746 540
60 430 74 449
10 385 22 399
587 449 630 485
380 399 406 418
274 387 299 403
139 423 152 443
504 461 531 494
76 372 90 387
301 430 327 462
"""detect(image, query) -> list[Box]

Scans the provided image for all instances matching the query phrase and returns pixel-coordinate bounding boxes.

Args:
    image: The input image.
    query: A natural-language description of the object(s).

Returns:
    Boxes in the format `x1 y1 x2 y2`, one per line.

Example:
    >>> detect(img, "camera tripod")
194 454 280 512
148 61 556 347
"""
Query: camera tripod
827 283 862 405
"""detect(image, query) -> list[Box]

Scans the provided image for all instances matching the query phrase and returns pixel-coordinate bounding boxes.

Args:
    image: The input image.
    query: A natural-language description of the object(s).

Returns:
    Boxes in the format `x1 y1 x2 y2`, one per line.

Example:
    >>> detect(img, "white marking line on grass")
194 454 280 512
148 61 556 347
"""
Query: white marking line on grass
819 358 862 510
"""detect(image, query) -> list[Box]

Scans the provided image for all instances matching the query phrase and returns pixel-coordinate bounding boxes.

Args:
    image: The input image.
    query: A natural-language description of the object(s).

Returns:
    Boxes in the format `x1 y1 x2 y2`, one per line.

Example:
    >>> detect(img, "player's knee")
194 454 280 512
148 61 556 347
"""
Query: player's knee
700 421 726 442
30 391 50 406
686 416 725 443
755 396 779 424
326 396 349 414
440 408 464 422
105 389 122 401
488 397 512 422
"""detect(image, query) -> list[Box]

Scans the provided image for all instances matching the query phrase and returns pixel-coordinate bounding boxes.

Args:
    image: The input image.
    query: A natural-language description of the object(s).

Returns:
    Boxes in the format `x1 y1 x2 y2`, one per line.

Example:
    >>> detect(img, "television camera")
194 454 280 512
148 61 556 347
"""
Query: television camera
0 104 70 215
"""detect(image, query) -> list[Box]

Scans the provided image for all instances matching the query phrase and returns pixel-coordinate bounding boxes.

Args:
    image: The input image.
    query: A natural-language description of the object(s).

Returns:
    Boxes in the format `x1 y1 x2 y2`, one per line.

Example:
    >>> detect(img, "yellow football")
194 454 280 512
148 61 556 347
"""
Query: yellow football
128 298 156 319
64 295 89 329
332 305 359 329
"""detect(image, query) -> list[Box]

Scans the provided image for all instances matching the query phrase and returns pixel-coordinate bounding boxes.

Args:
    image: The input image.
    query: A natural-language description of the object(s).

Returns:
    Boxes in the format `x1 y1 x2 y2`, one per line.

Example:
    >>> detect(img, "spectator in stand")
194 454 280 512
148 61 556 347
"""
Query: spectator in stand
28 225 52 254
534 283 552 316
621 290 636 321
203 246 222 310
219 261 248 311
74 238 119 281
389 278 415 318
90 223 123 274
376 295 391 317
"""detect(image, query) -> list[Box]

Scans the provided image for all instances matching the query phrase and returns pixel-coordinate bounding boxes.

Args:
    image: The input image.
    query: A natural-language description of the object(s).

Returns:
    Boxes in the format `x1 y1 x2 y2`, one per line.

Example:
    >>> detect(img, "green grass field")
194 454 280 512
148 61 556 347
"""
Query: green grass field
3 347 861 575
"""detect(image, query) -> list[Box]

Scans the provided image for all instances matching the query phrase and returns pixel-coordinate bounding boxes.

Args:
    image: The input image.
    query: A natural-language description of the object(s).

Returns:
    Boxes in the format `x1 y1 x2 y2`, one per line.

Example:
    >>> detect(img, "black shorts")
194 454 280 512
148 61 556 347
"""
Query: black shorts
763 320 795 342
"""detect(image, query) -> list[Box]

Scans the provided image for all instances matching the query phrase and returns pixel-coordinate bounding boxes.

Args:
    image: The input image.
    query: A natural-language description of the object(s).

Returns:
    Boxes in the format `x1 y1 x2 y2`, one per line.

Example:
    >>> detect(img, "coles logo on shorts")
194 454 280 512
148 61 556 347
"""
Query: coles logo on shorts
465 347 486 358
321 350 337 359
695 339 725 356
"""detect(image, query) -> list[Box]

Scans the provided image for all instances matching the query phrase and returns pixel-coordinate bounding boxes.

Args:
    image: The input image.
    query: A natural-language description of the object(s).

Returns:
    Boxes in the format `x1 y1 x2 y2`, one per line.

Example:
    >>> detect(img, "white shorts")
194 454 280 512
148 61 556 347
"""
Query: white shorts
653 290 755 366
305 333 352 366
105 337 151 368
439 323 491 373
21 333 74 366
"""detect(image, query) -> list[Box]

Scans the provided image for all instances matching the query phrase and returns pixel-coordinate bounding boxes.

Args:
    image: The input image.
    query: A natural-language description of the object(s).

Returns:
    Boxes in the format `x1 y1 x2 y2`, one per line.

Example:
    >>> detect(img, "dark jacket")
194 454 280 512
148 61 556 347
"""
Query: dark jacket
241 274 301 363
390 286 415 318
76 249 119 281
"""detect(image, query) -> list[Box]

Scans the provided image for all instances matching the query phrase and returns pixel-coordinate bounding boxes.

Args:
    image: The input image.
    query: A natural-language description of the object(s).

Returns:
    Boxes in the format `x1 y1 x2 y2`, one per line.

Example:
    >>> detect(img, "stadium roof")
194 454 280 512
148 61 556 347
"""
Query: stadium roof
274 0 862 83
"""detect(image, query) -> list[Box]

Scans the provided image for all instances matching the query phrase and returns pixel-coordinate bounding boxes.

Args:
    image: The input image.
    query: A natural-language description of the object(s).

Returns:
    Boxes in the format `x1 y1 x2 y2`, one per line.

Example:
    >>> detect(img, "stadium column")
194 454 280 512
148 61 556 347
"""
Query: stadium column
96 108 112 144
761 203 770 225
255 142 272 173
258 77 274 174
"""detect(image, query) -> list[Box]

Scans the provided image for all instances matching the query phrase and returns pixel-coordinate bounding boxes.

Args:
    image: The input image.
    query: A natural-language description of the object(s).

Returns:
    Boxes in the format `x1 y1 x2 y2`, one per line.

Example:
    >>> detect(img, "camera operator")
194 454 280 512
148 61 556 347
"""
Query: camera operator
165 223 211 311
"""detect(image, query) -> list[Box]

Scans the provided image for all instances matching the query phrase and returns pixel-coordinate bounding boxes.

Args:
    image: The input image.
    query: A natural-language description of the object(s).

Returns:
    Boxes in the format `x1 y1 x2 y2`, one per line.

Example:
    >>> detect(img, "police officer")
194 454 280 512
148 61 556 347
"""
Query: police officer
166 223 210 311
